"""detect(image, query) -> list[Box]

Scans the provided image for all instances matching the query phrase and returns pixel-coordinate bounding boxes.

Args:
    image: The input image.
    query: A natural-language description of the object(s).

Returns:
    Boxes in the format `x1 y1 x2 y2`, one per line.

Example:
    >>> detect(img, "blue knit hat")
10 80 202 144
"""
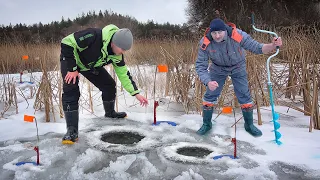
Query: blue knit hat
209 18 226 32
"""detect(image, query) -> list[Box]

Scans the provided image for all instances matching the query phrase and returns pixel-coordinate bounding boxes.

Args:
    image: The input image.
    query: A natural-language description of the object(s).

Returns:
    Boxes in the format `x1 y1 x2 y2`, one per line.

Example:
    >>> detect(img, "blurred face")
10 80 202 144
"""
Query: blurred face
111 43 125 55
211 30 226 42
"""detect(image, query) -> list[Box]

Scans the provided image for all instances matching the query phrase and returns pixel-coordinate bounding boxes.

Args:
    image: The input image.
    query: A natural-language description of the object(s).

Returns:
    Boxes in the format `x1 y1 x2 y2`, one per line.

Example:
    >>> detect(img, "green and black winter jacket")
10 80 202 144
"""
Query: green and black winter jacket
60 24 139 96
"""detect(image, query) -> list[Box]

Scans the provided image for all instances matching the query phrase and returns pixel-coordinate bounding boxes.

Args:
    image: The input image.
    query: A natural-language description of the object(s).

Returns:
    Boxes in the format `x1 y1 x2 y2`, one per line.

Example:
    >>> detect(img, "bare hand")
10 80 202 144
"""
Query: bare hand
272 37 282 48
207 81 219 91
135 94 148 107
65 71 80 84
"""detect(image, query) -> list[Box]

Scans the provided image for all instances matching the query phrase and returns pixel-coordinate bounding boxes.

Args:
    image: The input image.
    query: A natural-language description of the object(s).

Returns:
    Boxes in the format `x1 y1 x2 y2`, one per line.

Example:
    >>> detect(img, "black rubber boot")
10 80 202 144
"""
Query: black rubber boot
103 100 127 118
62 110 79 144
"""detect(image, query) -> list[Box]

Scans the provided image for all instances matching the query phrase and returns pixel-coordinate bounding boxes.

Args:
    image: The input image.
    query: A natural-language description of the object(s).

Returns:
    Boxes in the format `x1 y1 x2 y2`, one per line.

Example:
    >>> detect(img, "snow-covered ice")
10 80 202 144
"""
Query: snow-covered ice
1 71 320 180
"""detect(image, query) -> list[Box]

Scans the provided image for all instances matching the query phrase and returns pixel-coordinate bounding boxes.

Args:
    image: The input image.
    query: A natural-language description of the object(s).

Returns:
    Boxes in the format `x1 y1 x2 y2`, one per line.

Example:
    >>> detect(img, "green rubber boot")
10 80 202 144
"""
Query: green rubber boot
242 107 262 137
197 105 213 135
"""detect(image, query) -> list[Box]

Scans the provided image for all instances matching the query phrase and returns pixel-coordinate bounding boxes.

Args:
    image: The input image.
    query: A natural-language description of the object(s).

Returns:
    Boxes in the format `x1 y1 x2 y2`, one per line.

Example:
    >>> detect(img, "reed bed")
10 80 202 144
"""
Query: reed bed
0 25 319 130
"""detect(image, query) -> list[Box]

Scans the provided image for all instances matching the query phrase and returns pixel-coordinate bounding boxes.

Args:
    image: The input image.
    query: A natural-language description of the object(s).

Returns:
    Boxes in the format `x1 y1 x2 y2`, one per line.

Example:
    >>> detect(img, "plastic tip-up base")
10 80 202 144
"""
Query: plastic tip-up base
152 121 177 126
213 155 238 160
16 162 39 166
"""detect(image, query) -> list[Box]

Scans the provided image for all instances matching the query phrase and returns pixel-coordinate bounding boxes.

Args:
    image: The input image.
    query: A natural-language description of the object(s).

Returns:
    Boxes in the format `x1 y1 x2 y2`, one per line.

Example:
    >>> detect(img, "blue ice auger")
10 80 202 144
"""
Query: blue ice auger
251 13 282 145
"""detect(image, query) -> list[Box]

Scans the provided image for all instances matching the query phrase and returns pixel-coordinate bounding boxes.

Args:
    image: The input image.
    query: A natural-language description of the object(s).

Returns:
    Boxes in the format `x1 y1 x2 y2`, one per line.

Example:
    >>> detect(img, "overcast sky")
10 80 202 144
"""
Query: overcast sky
0 0 188 26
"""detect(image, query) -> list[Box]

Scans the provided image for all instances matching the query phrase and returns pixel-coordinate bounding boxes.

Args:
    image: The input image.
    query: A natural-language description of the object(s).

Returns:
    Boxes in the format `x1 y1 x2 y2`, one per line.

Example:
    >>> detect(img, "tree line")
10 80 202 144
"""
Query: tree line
1 1 319 44
186 0 320 32
0 10 192 44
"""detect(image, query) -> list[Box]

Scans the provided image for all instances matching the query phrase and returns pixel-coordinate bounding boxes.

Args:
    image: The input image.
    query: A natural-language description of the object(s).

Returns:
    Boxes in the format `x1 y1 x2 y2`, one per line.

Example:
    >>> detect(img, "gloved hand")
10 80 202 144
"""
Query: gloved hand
207 81 219 91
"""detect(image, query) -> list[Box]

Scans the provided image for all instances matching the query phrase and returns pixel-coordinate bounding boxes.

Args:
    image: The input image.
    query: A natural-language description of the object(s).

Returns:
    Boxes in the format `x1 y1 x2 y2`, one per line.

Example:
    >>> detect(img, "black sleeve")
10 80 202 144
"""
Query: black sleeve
61 43 77 72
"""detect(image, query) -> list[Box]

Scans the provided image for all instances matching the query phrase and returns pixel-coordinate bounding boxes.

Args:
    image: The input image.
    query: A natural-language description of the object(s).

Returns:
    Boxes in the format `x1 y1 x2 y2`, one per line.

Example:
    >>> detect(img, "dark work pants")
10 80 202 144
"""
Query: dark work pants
60 60 116 111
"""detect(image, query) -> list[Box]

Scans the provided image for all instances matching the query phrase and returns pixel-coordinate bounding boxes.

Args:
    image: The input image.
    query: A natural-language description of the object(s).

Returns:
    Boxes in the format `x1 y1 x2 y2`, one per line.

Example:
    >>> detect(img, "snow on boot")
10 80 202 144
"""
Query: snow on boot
197 105 213 135
242 108 262 137
62 110 79 144
103 100 127 118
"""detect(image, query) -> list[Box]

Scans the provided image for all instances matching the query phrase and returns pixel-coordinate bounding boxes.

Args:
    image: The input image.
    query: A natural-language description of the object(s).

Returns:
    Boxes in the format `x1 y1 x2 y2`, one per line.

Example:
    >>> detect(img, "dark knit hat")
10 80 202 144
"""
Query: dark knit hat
112 28 133 50
209 18 226 32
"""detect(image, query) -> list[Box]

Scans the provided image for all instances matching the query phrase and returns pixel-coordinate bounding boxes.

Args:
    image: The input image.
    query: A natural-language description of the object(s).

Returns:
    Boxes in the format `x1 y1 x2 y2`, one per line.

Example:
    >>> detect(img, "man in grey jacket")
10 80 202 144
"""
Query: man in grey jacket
195 18 282 137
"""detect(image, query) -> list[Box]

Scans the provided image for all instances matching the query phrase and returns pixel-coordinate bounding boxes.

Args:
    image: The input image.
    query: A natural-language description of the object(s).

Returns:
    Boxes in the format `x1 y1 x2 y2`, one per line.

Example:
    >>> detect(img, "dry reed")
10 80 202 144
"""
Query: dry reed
0 25 319 130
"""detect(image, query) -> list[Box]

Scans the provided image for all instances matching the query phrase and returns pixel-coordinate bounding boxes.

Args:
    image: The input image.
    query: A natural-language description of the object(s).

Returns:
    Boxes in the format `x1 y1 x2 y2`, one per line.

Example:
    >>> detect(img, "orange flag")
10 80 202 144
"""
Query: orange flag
222 106 232 114
24 115 35 122
157 64 168 73
22 55 29 61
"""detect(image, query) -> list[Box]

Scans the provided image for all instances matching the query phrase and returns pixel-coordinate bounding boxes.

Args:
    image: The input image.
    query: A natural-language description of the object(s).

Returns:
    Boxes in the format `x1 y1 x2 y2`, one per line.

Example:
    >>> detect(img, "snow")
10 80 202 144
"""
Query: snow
174 169 205 180
1 69 320 180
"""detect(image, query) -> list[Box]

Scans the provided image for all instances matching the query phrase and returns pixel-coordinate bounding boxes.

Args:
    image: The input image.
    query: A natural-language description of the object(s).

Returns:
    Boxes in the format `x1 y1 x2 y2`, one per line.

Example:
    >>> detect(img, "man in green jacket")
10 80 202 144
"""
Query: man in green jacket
60 24 148 144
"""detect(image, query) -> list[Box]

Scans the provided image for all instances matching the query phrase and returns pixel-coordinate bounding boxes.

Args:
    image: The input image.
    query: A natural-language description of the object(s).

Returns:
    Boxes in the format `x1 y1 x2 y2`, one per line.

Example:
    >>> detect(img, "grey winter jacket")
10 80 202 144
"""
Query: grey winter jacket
195 25 263 85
